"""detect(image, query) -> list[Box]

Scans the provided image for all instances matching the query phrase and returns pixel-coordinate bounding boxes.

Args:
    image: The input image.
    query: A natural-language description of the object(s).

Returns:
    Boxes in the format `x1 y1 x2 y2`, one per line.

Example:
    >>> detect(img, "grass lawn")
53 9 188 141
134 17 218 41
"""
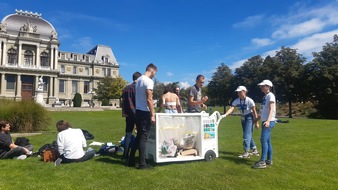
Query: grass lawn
1 110 337 190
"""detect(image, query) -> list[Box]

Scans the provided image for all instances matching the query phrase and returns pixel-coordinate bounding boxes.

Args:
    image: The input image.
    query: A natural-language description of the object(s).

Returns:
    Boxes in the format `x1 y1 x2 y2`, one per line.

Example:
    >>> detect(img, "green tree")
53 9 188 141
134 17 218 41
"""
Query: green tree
273 47 306 118
72 93 82 107
111 76 128 99
304 35 338 119
207 63 233 113
94 76 127 104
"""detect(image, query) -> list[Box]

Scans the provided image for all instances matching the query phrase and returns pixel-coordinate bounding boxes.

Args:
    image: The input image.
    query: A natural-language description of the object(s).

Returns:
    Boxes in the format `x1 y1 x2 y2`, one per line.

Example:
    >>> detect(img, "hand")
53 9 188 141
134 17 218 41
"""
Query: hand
254 122 260 129
151 115 156 125
221 114 227 118
23 147 30 155
263 121 270 128
202 104 207 109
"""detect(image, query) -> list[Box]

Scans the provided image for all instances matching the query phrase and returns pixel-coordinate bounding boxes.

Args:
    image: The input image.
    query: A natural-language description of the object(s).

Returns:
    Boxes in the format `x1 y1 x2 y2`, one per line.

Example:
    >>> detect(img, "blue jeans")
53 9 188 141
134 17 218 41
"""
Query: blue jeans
241 113 257 152
164 109 178 113
260 121 276 161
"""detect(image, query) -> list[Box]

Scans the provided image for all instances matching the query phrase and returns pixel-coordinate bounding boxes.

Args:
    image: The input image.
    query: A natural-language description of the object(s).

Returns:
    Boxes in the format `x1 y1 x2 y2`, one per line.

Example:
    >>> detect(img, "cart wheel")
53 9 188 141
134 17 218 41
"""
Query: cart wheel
204 150 216 162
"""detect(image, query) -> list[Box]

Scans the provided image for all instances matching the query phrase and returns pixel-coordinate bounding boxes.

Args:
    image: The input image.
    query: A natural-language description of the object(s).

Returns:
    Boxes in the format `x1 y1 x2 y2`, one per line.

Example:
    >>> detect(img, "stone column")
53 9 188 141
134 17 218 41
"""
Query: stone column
35 75 39 90
2 42 6 66
54 47 58 70
49 76 53 97
50 46 54 70
18 43 22 67
0 73 5 95
36 45 40 68
16 74 21 97
53 77 58 97
0 42 2 66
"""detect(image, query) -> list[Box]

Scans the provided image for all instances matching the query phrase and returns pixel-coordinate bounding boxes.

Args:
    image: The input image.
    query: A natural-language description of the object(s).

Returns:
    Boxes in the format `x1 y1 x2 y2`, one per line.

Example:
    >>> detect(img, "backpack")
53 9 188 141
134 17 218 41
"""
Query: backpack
38 141 58 162
14 137 30 147
82 129 94 140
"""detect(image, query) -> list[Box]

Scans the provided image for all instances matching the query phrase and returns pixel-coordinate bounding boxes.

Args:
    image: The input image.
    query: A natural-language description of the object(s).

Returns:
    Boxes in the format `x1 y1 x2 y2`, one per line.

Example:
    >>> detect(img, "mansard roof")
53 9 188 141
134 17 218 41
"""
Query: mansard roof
87 45 118 65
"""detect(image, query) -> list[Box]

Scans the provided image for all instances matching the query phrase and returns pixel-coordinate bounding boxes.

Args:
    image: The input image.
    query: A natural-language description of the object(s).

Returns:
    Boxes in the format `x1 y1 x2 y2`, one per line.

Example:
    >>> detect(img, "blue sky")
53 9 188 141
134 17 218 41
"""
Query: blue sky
1 0 338 87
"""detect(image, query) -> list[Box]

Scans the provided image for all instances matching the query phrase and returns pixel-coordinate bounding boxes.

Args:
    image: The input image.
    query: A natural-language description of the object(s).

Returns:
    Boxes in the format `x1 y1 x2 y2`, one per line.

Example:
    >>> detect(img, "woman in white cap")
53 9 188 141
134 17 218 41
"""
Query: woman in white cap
252 79 276 169
222 85 260 158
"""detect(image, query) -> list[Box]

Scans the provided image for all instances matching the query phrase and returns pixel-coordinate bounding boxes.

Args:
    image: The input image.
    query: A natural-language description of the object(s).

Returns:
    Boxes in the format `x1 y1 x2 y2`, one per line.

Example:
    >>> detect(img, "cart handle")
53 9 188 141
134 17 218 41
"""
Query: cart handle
210 111 224 126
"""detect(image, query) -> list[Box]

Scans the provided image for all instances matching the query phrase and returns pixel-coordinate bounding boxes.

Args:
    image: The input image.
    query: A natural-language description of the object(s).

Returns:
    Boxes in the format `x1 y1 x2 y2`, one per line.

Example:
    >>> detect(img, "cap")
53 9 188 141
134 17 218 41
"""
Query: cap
258 80 273 87
235 86 247 92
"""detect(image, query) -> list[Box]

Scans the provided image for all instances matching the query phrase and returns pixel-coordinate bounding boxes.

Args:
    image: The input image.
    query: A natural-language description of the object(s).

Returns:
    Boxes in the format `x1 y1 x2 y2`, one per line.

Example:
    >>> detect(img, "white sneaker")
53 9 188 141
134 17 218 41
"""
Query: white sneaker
250 149 260 156
16 155 27 160
54 158 62 166
238 152 250 158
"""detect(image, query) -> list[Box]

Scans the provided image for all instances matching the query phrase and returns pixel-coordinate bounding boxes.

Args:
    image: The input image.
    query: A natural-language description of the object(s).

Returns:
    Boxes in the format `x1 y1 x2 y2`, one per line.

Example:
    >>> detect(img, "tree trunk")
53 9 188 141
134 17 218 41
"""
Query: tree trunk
288 99 293 118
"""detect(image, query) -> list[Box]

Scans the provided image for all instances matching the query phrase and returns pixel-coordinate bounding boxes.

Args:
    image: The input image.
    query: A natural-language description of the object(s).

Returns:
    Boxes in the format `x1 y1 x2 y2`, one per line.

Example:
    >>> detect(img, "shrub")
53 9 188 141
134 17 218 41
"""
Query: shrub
72 93 82 107
101 99 109 106
0 99 51 132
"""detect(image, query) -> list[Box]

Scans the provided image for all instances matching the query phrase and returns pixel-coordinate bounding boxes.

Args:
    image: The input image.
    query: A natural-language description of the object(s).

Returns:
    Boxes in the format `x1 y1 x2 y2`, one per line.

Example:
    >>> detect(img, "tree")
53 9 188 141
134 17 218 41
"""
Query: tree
304 35 338 119
72 93 82 107
234 55 264 102
273 47 306 118
94 76 127 104
207 63 234 113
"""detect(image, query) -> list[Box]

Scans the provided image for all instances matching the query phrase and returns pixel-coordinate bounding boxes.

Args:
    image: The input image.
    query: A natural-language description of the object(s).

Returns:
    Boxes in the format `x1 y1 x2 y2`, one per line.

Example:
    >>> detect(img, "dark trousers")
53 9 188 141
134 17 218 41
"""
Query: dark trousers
60 150 95 164
128 110 151 167
1 145 33 159
123 116 136 159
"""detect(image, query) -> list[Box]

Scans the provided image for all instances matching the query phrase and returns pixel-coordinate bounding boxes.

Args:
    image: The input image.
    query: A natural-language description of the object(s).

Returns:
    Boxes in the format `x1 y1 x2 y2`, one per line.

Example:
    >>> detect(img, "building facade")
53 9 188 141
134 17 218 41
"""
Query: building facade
0 10 119 106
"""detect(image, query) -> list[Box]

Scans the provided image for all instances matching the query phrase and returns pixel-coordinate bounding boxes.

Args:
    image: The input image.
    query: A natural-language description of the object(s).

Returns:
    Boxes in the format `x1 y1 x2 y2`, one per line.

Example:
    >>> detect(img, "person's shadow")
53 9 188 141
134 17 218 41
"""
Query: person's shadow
219 151 254 165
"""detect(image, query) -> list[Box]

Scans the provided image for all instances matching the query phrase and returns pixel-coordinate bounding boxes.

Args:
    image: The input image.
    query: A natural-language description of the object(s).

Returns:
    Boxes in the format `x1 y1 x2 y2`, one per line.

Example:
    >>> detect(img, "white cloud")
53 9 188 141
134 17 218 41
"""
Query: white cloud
272 18 325 39
179 81 190 89
71 36 94 52
166 72 174 76
291 29 338 58
251 38 274 47
233 15 264 28
229 59 247 71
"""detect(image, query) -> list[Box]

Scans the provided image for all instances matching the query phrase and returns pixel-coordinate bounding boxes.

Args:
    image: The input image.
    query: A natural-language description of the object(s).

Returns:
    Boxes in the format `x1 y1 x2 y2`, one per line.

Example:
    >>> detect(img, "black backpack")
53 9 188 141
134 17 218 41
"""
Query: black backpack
15 137 30 147
38 141 58 155
82 129 94 140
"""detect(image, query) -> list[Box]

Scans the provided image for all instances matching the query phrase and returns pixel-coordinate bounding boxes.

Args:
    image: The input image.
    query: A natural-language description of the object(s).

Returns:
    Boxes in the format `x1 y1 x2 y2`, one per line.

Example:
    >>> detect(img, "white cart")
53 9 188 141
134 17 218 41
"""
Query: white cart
146 111 223 163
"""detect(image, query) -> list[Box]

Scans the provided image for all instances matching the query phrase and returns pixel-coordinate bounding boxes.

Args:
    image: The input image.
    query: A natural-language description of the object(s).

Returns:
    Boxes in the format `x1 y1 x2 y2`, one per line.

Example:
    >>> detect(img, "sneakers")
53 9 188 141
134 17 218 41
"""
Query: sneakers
137 164 153 170
265 160 273 166
54 158 62 166
250 149 260 156
252 160 267 169
238 152 250 158
16 155 27 160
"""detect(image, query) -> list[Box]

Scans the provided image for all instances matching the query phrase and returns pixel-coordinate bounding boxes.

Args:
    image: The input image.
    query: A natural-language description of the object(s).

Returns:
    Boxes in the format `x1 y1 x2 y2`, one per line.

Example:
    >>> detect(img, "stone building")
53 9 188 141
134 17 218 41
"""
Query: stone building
0 10 119 106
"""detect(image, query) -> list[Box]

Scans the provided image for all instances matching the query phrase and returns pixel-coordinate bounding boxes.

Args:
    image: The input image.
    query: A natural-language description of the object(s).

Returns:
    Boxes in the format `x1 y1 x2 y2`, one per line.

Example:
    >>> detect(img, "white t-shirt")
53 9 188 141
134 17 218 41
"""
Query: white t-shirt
135 75 154 112
231 97 255 115
260 92 276 121
57 128 86 159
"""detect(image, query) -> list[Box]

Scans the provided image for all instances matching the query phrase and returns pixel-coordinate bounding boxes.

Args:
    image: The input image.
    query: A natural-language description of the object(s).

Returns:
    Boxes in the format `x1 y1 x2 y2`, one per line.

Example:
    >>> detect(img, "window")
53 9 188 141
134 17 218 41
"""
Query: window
107 68 111 76
6 74 16 90
102 68 107 76
43 78 48 91
24 50 34 66
72 80 78 94
84 81 90 93
61 53 65 60
104 57 109 64
59 80 66 93
85 67 89 75
74 55 78 61
73 66 77 74
7 49 17 65
40 52 49 67
60 65 65 73
85 56 89 62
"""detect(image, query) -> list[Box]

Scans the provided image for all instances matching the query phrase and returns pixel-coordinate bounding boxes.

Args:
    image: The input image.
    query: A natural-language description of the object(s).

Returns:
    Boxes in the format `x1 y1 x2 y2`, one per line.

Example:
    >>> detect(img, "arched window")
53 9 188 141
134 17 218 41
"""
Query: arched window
24 50 34 66
7 49 17 65
40 52 49 67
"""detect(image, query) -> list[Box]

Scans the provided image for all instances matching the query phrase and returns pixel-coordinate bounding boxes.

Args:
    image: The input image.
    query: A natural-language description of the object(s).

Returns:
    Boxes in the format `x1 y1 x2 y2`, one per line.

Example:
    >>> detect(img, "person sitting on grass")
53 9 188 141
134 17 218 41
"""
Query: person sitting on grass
0 121 33 160
54 120 95 165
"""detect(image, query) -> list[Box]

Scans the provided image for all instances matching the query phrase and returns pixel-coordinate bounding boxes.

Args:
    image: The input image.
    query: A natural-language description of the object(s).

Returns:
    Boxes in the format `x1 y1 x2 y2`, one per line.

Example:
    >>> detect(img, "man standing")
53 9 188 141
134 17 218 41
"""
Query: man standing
187 75 208 113
128 63 157 169
0 121 33 160
121 71 141 162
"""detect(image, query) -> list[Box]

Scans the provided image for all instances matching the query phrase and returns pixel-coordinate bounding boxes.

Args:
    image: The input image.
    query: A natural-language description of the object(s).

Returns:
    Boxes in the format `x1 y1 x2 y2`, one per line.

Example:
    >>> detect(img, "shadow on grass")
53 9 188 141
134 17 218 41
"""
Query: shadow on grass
95 153 124 165
219 151 256 166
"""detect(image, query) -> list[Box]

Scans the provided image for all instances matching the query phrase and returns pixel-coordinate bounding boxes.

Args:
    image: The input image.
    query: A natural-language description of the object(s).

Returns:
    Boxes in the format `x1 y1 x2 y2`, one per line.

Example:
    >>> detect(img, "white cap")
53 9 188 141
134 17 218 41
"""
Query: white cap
235 86 247 92
258 79 273 87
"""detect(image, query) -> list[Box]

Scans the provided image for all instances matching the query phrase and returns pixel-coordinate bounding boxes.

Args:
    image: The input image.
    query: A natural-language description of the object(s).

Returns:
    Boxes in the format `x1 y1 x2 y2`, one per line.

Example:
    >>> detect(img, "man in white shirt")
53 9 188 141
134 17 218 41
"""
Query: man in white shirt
55 120 95 165
128 63 157 169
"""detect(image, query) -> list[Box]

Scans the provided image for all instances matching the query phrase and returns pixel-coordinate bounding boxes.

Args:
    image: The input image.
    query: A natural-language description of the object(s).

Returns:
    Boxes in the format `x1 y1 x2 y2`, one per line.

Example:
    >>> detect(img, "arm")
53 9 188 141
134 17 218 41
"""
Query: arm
188 96 207 106
223 106 235 117
263 101 275 128
157 95 165 113
56 134 64 156
251 106 260 129
176 95 183 113
146 89 155 123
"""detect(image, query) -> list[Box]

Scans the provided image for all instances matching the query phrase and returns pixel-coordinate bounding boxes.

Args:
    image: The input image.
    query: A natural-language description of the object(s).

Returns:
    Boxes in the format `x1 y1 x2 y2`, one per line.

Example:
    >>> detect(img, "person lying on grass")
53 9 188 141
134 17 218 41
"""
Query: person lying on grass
54 120 95 165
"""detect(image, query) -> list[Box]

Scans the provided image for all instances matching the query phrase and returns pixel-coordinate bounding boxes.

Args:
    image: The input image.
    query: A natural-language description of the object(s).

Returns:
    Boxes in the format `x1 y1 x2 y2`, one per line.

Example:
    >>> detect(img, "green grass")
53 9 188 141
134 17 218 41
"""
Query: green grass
1 111 337 190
